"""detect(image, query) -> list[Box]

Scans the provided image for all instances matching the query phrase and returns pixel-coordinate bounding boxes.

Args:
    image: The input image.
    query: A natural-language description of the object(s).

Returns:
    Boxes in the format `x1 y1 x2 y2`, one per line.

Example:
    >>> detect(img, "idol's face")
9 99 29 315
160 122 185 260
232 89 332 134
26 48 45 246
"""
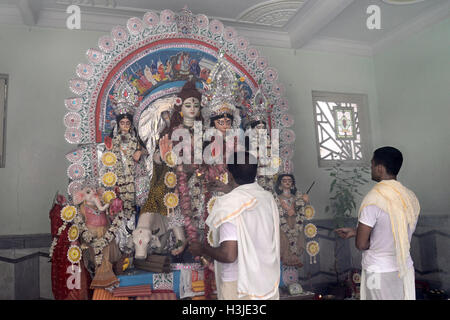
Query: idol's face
181 97 200 121
280 176 293 190
119 118 131 133
255 122 266 130
214 116 232 134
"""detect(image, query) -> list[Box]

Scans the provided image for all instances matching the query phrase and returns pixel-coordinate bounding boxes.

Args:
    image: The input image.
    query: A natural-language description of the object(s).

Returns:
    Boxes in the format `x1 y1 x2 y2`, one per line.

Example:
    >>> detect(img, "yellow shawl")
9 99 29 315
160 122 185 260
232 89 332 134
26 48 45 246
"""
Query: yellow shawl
359 179 420 278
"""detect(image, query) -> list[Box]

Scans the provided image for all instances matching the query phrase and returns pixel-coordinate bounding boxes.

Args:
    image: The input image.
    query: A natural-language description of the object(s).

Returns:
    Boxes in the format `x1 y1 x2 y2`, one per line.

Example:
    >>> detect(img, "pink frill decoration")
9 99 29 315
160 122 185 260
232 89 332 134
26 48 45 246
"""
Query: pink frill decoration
176 169 198 243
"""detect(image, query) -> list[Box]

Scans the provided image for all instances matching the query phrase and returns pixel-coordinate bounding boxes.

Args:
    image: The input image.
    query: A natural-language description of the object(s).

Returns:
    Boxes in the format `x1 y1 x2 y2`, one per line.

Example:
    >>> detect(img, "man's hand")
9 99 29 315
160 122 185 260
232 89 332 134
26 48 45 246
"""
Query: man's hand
188 241 203 257
335 227 357 239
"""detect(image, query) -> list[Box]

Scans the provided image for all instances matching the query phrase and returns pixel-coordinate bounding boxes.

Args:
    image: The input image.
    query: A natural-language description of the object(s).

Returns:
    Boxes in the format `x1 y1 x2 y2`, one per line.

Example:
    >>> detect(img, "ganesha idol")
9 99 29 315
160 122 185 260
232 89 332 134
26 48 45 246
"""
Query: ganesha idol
73 185 123 289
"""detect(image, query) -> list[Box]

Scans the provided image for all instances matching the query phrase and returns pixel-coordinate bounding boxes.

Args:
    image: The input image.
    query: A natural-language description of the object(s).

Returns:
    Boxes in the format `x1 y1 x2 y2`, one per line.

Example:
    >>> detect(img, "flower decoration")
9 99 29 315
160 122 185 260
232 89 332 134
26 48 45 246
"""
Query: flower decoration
67 245 82 264
164 150 177 168
143 11 159 27
68 163 85 180
64 98 83 112
304 223 317 238
68 225 79 242
101 152 117 167
160 9 175 26
196 14 209 29
281 113 294 127
304 205 315 220
102 171 117 187
127 17 144 35
64 112 82 129
69 79 87 96
219 172 228 185
98 35 115 53
257 57 268 70
265 67 278 82
164 171 177 189
207 196 218 215
102 190 116 204
66 149 83 163
76 63 94 80
352 272 361 284
282 266 299 286
306 241 320 256
111 26 128 43
164 192 179 209
273 82 285 96
247 47 259 60
65 127 82 144
209 19 223 35
237 37 248 50
239 76 246 82
279 98 289 112
281 129 296 144
224 27 237 42
281 147 294 160
86 49 103 65
174 97 183 106
61 205 77 222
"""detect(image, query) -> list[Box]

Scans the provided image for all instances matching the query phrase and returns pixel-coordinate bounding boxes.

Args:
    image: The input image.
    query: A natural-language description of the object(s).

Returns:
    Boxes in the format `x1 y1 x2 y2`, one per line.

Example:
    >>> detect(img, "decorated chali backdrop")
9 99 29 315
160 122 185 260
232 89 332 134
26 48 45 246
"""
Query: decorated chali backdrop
64 7 295 199
54 7 318 300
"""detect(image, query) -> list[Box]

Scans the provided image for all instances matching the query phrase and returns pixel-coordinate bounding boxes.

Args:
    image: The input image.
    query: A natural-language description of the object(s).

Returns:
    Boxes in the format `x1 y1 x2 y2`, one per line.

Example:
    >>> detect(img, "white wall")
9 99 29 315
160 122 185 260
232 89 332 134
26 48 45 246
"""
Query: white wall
373 17 450 216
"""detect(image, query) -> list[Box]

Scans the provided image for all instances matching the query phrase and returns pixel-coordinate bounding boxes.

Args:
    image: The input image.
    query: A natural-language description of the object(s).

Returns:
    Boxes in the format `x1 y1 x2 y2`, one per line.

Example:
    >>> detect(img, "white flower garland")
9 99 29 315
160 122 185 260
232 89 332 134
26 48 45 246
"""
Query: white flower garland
73 209 125 266
49 222 68 259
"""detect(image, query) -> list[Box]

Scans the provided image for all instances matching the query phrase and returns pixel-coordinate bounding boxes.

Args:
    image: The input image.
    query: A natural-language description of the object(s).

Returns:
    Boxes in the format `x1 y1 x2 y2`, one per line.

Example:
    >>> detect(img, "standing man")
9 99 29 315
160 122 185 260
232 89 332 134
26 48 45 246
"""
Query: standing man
335 147 420 300
189 151 280 300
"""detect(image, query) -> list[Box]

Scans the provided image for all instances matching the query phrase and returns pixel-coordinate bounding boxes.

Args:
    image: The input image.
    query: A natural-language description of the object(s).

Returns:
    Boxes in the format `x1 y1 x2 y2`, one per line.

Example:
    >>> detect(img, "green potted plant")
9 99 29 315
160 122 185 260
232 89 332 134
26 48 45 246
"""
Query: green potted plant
324 161 370 299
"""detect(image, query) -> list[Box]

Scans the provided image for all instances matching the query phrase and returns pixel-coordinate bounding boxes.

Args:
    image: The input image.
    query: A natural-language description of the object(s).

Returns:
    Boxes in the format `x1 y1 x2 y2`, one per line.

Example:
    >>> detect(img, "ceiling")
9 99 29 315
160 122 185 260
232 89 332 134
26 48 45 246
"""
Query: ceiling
1 0 449 56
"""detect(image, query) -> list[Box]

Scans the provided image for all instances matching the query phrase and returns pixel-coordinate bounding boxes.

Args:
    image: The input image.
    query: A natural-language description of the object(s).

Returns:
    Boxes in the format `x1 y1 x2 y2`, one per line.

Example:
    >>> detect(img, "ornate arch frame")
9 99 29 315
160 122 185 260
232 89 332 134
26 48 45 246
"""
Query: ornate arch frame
63 7 296 197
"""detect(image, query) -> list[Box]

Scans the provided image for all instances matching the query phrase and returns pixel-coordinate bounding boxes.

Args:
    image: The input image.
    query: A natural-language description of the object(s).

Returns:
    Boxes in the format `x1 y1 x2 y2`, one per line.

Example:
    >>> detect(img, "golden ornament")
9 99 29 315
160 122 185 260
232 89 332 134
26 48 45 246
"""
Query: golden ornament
101 152 117 167
61 205 77 222
102 190 116 204
164 151 177 168
67 245 82 264
68 225 79 242
164 193 179 209
102 172 117 187
304 223 317 238
306 241 320 256
164 172 177 189
304 205 315 220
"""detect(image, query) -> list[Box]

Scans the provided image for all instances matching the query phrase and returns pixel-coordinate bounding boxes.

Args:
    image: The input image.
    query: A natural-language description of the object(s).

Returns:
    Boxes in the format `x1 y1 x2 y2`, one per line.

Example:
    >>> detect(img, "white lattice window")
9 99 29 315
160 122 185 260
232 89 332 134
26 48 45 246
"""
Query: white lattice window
0 74 7 168
312 91 371 167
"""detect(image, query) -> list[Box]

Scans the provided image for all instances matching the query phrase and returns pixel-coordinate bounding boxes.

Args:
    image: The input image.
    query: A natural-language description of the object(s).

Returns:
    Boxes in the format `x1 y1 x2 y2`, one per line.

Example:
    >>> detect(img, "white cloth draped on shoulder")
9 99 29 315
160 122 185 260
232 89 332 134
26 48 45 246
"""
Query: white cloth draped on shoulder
206 182 280 300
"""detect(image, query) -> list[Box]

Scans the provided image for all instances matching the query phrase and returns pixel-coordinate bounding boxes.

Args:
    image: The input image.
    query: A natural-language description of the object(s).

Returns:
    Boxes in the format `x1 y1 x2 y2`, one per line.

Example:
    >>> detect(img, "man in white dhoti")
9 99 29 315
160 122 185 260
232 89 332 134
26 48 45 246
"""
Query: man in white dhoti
189 151 280 300
336 146 420 300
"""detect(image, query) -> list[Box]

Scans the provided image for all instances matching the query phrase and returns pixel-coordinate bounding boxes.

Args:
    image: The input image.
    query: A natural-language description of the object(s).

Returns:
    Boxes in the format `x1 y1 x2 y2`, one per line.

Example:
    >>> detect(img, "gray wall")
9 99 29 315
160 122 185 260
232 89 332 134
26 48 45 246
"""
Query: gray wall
373 17 450 216
0 26 103 235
